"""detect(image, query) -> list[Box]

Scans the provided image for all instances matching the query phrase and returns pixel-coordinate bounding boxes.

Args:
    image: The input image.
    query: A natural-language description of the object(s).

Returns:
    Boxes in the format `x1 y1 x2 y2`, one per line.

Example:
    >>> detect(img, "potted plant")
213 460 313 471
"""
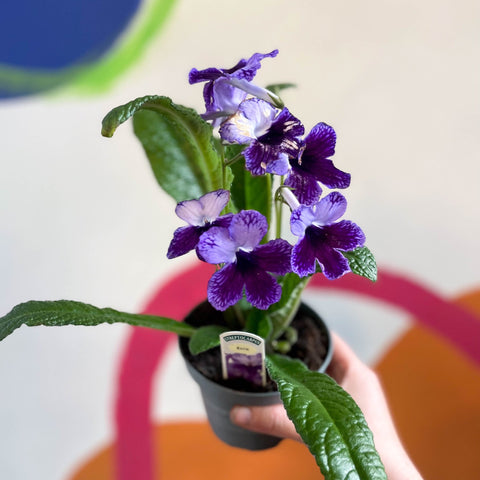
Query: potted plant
0 50 384 479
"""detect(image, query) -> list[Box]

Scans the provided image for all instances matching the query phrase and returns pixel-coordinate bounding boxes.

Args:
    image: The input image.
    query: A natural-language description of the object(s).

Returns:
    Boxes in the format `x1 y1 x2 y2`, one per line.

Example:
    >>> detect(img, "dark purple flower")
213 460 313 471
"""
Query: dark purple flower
290 192 365 279
219 98 304 176
285 122 351 205
167 190 232 259
189 50 280 125
197 210 292 311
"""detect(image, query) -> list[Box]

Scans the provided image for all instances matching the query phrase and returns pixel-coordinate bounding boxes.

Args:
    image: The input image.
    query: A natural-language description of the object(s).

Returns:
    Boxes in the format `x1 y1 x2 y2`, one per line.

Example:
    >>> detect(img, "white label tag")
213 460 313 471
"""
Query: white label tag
219 331 266 387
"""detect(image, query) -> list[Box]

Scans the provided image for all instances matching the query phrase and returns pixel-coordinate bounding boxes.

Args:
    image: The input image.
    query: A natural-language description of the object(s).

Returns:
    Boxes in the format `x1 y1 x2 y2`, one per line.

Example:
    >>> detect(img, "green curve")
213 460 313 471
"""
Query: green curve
0 0 177 96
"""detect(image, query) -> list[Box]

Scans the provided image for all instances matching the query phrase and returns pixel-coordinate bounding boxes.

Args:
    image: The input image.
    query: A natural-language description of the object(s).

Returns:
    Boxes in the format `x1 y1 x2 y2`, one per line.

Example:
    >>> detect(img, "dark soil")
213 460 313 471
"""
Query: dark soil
179 302 330 393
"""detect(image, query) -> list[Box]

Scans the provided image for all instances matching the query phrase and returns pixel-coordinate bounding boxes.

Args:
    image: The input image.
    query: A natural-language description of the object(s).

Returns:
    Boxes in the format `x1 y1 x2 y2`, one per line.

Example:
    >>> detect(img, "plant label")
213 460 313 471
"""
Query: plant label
219 331 266 386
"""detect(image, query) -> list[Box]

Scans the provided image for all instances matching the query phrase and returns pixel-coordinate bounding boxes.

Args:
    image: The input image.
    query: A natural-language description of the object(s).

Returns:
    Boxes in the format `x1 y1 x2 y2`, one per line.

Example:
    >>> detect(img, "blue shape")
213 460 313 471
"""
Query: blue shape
0 0 142 97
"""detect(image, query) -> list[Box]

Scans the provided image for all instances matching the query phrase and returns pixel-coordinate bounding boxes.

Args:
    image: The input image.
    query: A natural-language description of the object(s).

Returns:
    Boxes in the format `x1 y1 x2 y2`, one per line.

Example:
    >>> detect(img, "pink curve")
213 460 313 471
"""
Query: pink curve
114 263 480 480
114 262 215 480
308 270 480 366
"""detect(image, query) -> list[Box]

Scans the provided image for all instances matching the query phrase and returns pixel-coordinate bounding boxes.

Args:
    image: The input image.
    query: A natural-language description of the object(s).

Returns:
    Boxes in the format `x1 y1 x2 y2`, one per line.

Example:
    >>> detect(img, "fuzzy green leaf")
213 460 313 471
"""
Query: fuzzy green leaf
266 354 387 480
227 145 272 225
268 273 310 340
188 325 229 355
0 300 195 341
245 309 272 340
102 95 225 202
343 247 377 282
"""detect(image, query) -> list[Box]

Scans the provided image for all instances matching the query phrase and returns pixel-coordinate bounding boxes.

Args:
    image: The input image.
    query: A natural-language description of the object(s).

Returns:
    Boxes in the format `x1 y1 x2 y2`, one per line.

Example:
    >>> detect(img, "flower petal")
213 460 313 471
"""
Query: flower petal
167 226 202 259
322 221 366 251
244 267 282 310
207 263 245 311
291 235 318 277
219 98 277 144
304 122 336 158
197 226 237 264
294 122 351 189
290 205 316 238
175 190 229 225
252 239 292 275
199 190 230 219
312 191 348 225
284 170 322 205
309 239 351 280
229 210 267 250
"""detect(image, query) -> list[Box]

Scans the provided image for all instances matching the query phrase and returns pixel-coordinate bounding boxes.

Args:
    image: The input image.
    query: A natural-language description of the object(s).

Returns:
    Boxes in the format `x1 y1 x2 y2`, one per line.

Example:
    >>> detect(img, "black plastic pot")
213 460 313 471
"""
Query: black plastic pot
179 301 333 451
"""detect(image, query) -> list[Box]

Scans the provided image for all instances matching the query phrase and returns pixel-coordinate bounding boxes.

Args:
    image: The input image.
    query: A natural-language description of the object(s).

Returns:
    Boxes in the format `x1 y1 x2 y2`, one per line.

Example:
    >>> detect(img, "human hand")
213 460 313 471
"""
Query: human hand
230 332 423 480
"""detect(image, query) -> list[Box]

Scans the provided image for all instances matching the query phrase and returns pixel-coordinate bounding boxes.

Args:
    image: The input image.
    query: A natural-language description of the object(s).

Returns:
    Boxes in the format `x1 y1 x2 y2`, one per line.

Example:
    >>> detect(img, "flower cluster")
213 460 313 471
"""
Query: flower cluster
168 50 366 311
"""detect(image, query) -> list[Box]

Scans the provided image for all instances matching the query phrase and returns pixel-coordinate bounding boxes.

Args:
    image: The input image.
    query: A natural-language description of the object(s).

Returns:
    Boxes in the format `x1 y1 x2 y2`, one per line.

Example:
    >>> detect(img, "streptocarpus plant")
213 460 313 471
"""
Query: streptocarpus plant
0 50 385 480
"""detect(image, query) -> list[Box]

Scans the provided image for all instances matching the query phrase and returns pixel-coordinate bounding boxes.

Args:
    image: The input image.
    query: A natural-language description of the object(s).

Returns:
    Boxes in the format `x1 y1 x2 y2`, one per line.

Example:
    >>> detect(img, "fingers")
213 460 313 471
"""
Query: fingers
230 404 302 443
326 331 362 383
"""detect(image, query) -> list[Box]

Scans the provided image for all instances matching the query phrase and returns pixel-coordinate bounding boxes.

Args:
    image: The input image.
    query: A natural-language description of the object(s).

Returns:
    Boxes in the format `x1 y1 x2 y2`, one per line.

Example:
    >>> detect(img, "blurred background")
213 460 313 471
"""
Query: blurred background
1 0 479 478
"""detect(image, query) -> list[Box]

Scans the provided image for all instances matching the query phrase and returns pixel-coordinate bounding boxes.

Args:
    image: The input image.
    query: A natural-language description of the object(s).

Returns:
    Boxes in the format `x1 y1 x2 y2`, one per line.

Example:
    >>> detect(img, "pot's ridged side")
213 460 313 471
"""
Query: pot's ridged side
179 301 333 450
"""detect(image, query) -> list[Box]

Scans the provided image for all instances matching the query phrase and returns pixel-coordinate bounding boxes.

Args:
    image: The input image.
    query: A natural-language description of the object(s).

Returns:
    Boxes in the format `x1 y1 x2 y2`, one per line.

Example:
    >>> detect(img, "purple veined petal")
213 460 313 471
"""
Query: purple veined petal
311 191 348 226
298 122 351 189
321 220 366 251
300 157 351 189
189 67 224 84
166 225 202 259
199 190 230 219
175 190 230 225
244 266 282 310
291 235 318 277
284 170 322 206
232 49 279 81
265 152 290 176
219 98 277 144
252 239 292 275
207 263 245 311
228 210 267 251
308 236 351 280
303 122 336 158
189 50 278 85
290 205 316 238
258 107 304 152
175 198 205 226
243 142 274 175
197 226 237 264
211 78 247 116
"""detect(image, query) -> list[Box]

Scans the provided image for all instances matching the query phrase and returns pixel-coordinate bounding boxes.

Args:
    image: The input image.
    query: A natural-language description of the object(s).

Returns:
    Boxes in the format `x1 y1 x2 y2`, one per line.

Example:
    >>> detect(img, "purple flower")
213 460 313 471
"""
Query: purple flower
219 98 304 176
197 210 292 311
290 192 365 279
189 50 280 125
167 190 233 259
285 122 351 205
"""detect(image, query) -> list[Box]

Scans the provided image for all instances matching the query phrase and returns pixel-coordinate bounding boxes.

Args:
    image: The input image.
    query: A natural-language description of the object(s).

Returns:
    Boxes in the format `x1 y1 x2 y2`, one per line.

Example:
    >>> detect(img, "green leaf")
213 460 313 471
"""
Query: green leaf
268 273 310 340
265 82 297 96
343 247 377 282
227 145 272 225
266 355 387 480
188 325 229 355
0 300 195 342
102 95 224 202
245 309 272 340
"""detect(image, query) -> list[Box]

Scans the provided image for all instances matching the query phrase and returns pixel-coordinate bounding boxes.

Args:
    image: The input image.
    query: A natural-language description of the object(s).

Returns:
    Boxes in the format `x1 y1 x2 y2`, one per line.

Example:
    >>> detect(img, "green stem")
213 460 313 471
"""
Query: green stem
275 176 284 239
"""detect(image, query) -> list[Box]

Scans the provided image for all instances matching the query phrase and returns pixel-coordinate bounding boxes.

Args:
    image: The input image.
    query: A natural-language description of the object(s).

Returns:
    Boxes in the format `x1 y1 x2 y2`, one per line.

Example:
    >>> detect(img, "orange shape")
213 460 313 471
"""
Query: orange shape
376 290 480 479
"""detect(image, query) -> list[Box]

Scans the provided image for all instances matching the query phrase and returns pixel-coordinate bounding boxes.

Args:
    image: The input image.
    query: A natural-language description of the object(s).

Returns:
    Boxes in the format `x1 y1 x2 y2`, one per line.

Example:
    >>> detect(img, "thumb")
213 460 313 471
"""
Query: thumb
230 404 302 442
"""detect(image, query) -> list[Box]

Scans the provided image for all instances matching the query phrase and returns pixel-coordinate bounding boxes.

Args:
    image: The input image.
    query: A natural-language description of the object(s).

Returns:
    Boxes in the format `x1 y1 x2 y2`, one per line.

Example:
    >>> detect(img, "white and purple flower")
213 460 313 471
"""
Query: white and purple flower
285 122 351 205
219 98 304 176
167 190 233 259
197 210 292 311
289 192 365 279
189 50 280 125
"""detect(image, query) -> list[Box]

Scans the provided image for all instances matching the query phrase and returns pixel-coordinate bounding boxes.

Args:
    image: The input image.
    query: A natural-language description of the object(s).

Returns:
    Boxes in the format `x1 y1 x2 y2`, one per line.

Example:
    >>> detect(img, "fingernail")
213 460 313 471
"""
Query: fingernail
231 406 251 425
